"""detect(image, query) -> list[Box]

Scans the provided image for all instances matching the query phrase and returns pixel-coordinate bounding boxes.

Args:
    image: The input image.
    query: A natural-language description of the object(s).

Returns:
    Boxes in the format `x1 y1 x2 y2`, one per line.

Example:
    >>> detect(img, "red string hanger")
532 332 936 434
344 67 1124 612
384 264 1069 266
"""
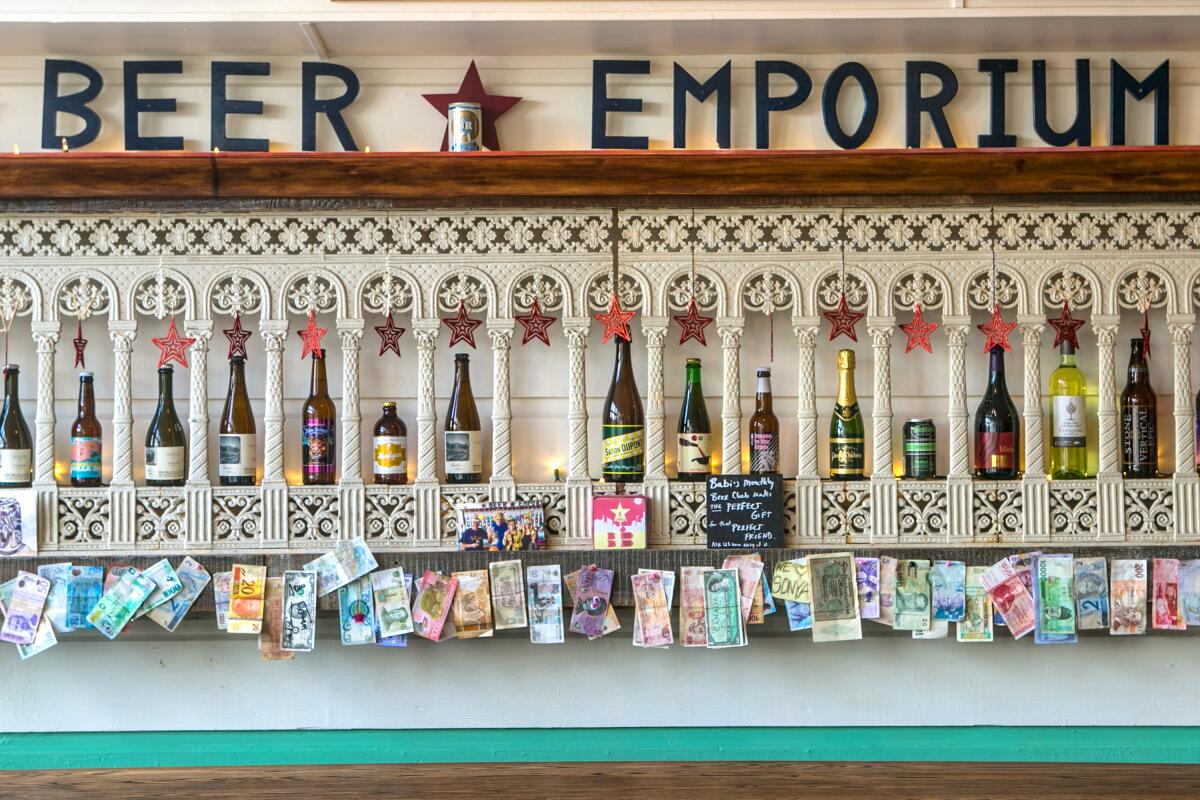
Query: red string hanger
977 210 1015 353
823 213 863 343
672 210 713 347
374 261 406 357
595 208 634 344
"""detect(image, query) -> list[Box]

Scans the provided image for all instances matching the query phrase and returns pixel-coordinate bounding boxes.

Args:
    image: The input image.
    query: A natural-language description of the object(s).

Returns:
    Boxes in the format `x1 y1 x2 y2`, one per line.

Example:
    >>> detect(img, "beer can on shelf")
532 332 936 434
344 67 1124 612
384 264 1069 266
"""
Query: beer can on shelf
903 418 937 479
448 101 483 152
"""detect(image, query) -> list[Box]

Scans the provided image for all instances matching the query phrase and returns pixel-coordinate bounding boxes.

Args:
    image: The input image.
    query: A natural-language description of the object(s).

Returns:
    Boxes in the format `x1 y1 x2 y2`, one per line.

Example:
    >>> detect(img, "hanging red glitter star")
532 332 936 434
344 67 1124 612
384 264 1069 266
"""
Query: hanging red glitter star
297 310 328 361
672 297 714 346
72 319 87 368
152 317 196 369
823 293 865 342
515 298 556 346
900 304 939 354
375 310 406 357
1046 301 1084 350
1141 309 1152 360
978 304 1017 353
443 301 483 349
223 311 252 360
595 293 635 344
422 61 523 152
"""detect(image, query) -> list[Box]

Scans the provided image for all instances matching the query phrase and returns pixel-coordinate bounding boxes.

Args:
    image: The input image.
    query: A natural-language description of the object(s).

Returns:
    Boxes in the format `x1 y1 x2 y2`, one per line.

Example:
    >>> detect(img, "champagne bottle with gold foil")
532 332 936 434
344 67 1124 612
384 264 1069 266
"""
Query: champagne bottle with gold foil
0 365 32 488
70 372 102 487
218 356 256 486
601 336 644 482
445 353 482 484
145 365 187 487
829 349 866 480
373 402 408 485
301 349 336 485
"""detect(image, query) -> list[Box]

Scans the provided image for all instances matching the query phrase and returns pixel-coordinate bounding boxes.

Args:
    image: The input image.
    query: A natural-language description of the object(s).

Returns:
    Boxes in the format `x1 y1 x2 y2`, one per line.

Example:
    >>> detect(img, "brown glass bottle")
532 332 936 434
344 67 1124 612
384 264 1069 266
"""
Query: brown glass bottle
0 365 32 488
748 368 779 474
70 372 102 487
219 356 256 487
301 349 336 485
1121 337 1157 478
145 366 187 487
601 336 644 482
445 353 482 484
373 402 408 485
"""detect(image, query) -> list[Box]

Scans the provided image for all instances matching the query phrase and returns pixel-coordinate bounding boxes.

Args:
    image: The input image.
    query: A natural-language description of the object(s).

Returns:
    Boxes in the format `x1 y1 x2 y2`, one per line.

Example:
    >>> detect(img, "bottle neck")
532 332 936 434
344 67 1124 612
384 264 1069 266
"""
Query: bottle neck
381 405 397 420
3 370 18 406
78 379 94 416
228 360 247 396
1059 352 1077 368
611 338 631 379
157 371 175 411
836 364 857 406
756 375 773 412
1128 346 1148 383
987 349 1007 389
309 355 328 396
454 360 472 389
685 363 702 388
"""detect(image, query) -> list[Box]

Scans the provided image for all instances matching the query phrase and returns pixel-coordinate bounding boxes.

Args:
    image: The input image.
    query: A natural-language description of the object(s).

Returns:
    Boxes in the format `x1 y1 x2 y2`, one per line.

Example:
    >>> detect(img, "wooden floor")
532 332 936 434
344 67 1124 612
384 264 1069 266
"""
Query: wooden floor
6 761 1200 799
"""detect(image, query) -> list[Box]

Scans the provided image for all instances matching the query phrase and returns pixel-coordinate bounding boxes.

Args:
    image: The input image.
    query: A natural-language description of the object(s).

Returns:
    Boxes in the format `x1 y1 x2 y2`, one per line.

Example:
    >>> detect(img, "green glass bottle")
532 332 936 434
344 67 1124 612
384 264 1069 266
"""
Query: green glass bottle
0 365 32 488
1048 339 1088 479
676 358 711 481
829 349 866 480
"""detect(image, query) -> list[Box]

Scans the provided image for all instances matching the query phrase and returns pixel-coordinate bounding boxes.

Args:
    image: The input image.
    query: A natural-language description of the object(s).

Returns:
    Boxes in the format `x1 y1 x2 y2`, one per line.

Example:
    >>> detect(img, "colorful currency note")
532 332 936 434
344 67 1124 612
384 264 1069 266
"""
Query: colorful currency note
912 620 949 639
338 574 377 645
738 554 767 624
376 571 412 648
1074 556 1110 631
0 576 57 658
0 572 50 646
1152 557 1186 631
214 570 233 630
761 569 776 617
259 577 294 661
65 565 103 631
281 570 318 652
680 566 712 647
930 561 966 622
721 554 765 624
412 570 457 642
633 569 675 647
893 559 931 632
87 568 155 640
875 555 898 627
631 570 673 648
146 557 211 632
855 557 880 620
1111 559 1148 635
37 562 72 633
302 537 379 597
489 560 528 630
785 599 812 631
527 564 564 644
132 558 183 619
228 564 267 634
703 568 746 648
957 565 993 643
372 567 415 639
564 567 620 635
452 569 494 639
1034 554 1077 644
569 565 616 640
1181 559 1200 627
809 552 862 642
980 557 1035 639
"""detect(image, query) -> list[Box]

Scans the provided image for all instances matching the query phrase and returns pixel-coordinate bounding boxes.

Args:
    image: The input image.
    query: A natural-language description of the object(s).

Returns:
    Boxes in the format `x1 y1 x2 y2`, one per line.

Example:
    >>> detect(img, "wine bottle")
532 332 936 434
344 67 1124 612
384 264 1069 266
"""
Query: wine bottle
145 365 187 487
676 358 711 481
218 355 256 487
829 349 865 480
748 367 779 475
1048 339 1087 479
0 365 32 488
301 349 336 485
70 371 102 487
445 353 482 484
373 401 408 486
601 336 644 483
973 346 1020 480
1121 337 1157 478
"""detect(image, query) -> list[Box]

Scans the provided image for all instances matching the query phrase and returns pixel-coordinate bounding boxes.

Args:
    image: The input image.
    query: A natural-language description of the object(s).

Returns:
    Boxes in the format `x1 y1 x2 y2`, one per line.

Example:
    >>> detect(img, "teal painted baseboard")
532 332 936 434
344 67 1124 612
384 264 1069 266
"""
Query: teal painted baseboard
2 727 1199 770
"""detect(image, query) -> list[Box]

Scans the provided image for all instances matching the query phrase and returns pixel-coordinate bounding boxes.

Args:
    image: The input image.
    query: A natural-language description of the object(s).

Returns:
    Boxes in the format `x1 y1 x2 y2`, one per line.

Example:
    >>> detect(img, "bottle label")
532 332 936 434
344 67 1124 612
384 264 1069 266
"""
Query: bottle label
218 434 256 478
145 445 185 481
70 437 101 480
1122 405 1157 472
973 432 1016 472
444 431 481 476
1052 395 1087 448
0 448 30 483
676 432 711 477
602 425 644 476
374 435 408 476
749 432 778 474
302 420 335 477
830 436 865 477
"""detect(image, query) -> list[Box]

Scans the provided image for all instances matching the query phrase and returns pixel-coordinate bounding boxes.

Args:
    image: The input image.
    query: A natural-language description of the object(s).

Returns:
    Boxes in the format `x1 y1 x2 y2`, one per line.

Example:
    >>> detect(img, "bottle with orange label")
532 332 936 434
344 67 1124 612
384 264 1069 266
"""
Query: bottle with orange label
373 402 408 485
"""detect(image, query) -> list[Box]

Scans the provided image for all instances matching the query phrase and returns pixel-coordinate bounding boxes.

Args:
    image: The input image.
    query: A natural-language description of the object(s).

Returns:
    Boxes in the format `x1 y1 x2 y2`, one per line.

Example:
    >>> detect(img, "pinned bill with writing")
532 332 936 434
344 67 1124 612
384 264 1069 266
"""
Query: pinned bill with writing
489 560 528 631
957 565 993 643
302 538 379 597
569 565 616 640
527 564 564 644
770 559 807 603
338 574 377 646
281 570 318 652
721 554 764 624
1074 556 1110 631
633 568 674 647
1110 559 1148 635
703 568 746 649
146 557 211 632
808 551 862 643
228 564 267 635
0 575 57 658
1152 557 1185 631
87 568 155 640
259 577 294 661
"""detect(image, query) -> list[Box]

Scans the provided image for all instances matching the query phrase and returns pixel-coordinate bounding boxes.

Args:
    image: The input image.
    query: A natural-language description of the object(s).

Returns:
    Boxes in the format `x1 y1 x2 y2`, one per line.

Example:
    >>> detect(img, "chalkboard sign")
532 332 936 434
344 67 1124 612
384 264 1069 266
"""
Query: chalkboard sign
705 474 785 550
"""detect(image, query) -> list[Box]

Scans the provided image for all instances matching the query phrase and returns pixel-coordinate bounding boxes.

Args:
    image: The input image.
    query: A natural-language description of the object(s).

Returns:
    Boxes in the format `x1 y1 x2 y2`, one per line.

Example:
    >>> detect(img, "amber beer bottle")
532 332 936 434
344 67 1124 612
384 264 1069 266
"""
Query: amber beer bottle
373 402 408 485
145 365 187 487
218 356 256 486
602 336 644 482
676 358 711 481
748 368 779 474
445 353 482 484
301 349 336 485
0 365 32 488
1121 337 1157 478
70 372 102 487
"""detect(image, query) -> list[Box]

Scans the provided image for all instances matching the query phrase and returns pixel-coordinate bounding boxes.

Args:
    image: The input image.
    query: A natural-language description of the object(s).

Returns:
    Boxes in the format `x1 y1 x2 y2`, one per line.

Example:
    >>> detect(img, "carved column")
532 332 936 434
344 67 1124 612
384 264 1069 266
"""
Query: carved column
1168 313 1199 539
184 320 213 547
107 320 137 546
1091 315 1124 540
562 317 593 547
867 317 898 542
942 316 972 540
31 321 59 550
717 317 744 475
337 319 365 539
791 316 821 542
412 320 442 544
641 316 669 544
259 320 288 546
488 318 516 500
1019 316 1049 541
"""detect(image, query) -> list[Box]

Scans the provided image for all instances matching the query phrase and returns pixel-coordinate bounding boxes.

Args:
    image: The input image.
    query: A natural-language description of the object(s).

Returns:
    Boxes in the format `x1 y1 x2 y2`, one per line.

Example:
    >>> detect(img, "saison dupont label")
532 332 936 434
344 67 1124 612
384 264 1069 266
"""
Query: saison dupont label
973 432 1015 471
302 420 335 476
374 435 407 475
145 445 185 481
70 436 101 479
602 425 644 475
218 434 256 477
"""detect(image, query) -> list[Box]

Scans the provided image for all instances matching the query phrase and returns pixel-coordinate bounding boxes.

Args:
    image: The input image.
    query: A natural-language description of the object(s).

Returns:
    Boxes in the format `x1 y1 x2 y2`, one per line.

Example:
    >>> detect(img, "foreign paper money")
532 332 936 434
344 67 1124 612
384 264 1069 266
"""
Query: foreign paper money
214 571 233 630
1181 559 1200 627
37 562 72 633
930 561 966 622
1033 554 1077 644
633 568 675 647
87 568 155 640
631 570 673 648
564 567 620 635
569 565 616 640
703 568 747 649
372 567 415 639
489 560 528 630
147 557 211 632
1074 556 1110 631
1110 559 1148 635
0 572 49 646
338 574 377 645
893 559 931 632
875 555 898 627
809 551 862 643
376 571 412 648
65 565 103 631
957 566 993 643
980 557 1035 639
412 570 457 642
743 553 770 622
785 599 813 631
0 576 57 658
302 537 379 597
1152 557 1186 631
228 564 267 634
281 570 318 652
680 566 712 647
451 569 494 639
259 577 294 661
760 565 776 617
721 555 765 624
133 558 183 619
527 564 564 644
855 557 881 620
912 620 949 639
770 559 807 603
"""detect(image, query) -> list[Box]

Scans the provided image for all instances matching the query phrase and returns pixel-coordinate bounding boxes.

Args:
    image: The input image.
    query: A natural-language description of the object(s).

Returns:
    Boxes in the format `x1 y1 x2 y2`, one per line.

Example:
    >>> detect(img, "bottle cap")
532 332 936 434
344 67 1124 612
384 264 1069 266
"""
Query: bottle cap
756 368 771 377
837 349 855 369
686 358 701 366
229 355 245 364
79 371 93 379
1059 339 1075 355
455 353 470 362
383 401 397 408
158 364 173 372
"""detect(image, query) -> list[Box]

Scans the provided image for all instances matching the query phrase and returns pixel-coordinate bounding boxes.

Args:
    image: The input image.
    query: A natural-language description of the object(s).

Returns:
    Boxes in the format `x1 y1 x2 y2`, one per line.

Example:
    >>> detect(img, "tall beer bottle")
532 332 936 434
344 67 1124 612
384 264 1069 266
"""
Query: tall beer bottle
829 349 866 480
0 365 32 488
301 349 336 485
145 365 187 487
676 358 711 481
373 402 408 485
218 355 256 486
601 336 644 482
973 346 1020 480
748 367 779 474
1121 337 1157 478
70 371 102 487
1048 339 1088 479
445 353 482 484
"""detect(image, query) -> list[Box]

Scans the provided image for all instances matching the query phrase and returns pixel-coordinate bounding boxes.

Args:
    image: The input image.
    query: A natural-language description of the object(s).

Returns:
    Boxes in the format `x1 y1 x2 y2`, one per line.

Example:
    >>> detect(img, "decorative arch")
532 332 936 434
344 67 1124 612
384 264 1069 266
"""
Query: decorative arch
1036 262 1103 312
659 264 727 317
505 266 573 317
1111 264 1177 315
0 269 43 321
281 268 348 318
582 265 650 317
52 270 119 322
960 264 1029 314
128 267 197 320
356 266 423 319
207 269 272 321
806 265 875 317
739 266 802 316
432 266 498 318
887 265 953 314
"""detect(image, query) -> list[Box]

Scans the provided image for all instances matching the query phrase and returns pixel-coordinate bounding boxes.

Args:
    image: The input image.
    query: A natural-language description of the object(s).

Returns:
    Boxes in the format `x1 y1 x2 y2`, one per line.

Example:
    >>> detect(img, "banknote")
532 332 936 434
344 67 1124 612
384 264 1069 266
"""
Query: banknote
228 563 267 634
680 566 712 647
87 568 155 640
703 568 746 648
489 560 528 630
412 570 457 642
564 567 620 635
761 569 776 617
930 561 966 622
855 557 880 620
0 572 50 646
452 569 494 639
912 620 949 639
337 574 377 645
809 551 862 643
1033 554 1077 644
1152 558 1186 631
980 557 1035 639
214 571 232 630
875 555 898 627
737 553 767 624
0 575 58 658
65 565 103 631
259 577 294 661
721 555 765 624
569 565 616 640
631 570 673 648
147 557 211 632
372 567 415 639
527 564 564 644
1073 557 1109 630
37 562 72 633
376 571 412 648
281 570 318 652
1111 559 1148 635
893 559 931 632
785 599 813 631
302 537 379 597
132 558 184 620
1181 559 1200 627
633 569 674 647
957 566 993 643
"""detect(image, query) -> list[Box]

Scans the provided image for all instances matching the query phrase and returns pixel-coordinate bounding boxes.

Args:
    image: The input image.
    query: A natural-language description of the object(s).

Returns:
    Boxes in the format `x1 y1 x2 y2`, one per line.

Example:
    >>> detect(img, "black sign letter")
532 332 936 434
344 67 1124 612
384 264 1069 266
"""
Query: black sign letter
302 62 360 152
124 61 183 151
977 59 1018 148
211 61 270 152
1111 59 1169 145
592 60 650 149
905 61 958 148
42 59 103 150
673 61 732 149
1033 59 1091 146
754 61 811 149
821 62 878 150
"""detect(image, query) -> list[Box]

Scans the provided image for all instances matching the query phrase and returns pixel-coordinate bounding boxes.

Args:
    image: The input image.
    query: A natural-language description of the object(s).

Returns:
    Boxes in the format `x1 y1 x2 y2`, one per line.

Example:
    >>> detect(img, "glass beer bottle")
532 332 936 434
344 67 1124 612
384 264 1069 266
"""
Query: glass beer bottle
601 336 644 482
676 358 712 481
973 346 1020 480
748 368 779 474
1048 339 1088 479
1121 337 1157 478
0 365 32 488
218 355 256 487
373 402 408 485
829 349 866 480
301 349 336 485
145 365 187 487
445 353 482 484
70 371 102 487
